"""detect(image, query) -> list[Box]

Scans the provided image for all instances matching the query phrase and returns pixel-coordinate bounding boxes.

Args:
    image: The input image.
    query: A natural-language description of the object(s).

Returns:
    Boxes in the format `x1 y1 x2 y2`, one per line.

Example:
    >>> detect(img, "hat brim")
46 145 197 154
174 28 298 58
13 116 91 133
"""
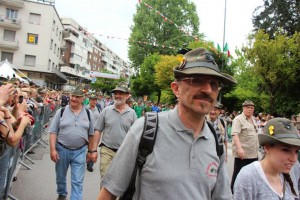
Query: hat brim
111 87 130 94
70 93 84 97
174 67 237 85
258 134 300 147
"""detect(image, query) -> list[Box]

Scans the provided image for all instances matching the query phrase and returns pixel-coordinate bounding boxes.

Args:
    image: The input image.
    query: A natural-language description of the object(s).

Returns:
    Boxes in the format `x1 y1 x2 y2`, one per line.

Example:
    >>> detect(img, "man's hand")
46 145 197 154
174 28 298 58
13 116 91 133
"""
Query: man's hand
50 150 60 162
86 151 97 163
0 84 14 106
236 147 245 159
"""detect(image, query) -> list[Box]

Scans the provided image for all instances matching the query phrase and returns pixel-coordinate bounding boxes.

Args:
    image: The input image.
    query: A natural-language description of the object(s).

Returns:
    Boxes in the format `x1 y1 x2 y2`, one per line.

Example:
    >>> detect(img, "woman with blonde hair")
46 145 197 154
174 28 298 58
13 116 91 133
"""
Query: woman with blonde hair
234 118 300 200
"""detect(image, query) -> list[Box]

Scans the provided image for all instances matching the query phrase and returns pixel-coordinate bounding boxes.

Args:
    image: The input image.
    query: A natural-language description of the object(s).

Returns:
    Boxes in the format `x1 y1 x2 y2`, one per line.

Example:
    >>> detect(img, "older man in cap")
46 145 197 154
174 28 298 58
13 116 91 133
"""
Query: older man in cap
86 93 101 172
93 82 137 178
49 87 95 200
230 99 259 193
207 101 228 161
97 48 237 200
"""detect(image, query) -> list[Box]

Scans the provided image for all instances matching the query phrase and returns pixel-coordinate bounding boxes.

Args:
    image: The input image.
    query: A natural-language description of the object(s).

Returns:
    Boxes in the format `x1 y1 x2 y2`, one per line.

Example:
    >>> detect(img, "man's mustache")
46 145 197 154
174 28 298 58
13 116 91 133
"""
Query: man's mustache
193 92 214 102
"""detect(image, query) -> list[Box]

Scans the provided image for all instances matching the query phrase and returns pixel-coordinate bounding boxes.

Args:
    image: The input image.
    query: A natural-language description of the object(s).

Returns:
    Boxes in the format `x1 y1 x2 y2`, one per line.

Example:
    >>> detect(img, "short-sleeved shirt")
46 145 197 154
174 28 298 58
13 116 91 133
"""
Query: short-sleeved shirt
87 105 101 126
49 105 94 149
101 107 232 200
231 112 259 159
95 105 137 149
134 105 143 118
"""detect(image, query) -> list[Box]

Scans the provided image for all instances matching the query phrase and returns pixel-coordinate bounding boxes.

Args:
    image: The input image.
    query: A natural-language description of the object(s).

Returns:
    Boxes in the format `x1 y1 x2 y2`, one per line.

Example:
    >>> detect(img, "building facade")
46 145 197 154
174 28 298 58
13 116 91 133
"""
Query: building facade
0 0 67 89
0 0 131 89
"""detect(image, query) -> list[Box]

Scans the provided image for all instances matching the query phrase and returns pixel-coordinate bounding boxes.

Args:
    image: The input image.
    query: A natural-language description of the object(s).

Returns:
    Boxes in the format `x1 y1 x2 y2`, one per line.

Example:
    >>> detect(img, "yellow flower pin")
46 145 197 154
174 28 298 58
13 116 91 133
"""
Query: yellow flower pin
269 126 274 135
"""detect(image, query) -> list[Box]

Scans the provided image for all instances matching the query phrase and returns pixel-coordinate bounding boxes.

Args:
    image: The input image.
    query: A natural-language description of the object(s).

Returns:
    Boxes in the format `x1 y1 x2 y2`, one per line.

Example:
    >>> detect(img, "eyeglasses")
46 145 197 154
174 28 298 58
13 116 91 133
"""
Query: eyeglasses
179 77 223 91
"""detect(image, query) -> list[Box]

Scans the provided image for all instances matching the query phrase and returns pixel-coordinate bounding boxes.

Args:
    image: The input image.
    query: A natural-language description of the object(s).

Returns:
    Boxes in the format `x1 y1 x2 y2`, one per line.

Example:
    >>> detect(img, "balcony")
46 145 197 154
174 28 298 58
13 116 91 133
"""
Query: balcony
0 0 24 8
0 39 19 50
64 34 79 44
0 16 21 29
51 67 68 82
61 66 91 80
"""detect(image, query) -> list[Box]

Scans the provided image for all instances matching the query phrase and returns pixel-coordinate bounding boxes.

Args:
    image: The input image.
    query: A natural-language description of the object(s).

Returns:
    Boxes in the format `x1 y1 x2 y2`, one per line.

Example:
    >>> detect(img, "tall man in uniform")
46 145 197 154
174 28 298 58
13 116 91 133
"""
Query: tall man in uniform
93 82 137 178
49 88 96 200
230 100 259 192
97 48 237 200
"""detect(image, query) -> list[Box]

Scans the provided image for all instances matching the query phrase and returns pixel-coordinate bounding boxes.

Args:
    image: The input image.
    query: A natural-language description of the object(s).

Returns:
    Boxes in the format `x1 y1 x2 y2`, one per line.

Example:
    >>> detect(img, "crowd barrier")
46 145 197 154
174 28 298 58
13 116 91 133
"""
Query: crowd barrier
0 103 61 200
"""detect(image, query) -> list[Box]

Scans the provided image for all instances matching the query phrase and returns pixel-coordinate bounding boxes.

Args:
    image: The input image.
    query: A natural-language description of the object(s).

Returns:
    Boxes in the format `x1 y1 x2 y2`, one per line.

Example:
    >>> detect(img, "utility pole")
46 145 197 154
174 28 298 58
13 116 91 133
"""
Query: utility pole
221 0 227 70
219 0 227 103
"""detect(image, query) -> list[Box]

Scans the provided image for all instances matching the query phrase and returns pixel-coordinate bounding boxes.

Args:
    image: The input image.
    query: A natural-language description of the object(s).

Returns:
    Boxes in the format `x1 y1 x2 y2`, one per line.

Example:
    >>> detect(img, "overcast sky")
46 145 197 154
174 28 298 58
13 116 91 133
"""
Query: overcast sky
55 0 263 62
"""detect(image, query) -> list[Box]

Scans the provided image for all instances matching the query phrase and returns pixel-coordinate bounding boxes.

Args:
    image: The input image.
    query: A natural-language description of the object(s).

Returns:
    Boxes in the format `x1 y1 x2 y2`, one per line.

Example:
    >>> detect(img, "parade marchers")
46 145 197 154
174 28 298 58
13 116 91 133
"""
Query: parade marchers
0 47 300 199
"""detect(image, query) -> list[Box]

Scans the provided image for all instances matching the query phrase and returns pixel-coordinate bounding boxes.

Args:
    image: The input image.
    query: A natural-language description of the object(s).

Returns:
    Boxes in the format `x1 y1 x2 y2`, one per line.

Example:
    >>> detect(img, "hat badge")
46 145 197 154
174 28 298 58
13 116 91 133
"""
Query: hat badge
283 121 291 130
269 126 274 135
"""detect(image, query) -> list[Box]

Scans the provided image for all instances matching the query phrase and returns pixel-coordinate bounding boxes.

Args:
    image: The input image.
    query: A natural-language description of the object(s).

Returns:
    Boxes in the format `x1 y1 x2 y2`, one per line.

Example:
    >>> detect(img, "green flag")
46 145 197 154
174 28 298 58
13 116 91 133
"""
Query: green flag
223 43 228 52
217 44 221 52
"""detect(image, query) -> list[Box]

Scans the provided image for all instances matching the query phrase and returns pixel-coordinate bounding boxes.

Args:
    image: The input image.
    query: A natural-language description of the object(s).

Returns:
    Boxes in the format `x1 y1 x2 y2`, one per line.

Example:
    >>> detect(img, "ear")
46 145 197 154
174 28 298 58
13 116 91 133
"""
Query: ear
171 81 180 99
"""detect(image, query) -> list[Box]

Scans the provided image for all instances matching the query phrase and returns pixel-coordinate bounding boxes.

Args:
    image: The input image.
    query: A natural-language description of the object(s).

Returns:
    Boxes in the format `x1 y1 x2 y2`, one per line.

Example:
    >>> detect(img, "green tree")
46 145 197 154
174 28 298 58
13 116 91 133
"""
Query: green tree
129 0 200 69
245 30 300 115
154 55 181 104
90 69 127 95
252 0 300 38
130 53 161 97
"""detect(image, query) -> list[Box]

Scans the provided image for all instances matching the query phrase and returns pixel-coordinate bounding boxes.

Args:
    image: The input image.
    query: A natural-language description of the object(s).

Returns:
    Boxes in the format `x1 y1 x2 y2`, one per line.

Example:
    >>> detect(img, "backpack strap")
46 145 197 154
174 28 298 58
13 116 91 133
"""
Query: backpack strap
60 107 65 117
61 106 90 121
207 121 224 158
219 118 226 129
120 112 158 200
60 106 91 134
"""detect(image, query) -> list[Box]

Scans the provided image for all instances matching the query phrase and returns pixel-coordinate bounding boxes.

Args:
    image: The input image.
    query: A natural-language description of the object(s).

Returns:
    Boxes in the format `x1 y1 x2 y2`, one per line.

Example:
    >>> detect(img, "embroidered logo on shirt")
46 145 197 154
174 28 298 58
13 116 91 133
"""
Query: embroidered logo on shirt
206 162 218 178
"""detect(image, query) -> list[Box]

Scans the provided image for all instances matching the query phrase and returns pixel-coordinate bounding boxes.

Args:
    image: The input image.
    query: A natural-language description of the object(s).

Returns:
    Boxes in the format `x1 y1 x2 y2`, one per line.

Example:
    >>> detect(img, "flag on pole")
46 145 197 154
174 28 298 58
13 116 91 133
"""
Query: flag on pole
223 43 228 52
217 44 221 52
223 43 230 57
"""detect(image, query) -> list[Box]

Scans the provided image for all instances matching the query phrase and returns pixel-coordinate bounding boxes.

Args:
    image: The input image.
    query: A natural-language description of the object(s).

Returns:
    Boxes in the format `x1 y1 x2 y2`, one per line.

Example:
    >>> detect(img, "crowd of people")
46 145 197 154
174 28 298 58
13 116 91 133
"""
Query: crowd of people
1 47 300 200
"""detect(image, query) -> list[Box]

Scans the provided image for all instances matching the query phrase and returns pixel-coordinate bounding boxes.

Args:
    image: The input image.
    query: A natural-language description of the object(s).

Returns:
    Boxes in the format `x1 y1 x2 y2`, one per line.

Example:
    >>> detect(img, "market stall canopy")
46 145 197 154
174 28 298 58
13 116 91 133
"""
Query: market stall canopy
0 60 29 84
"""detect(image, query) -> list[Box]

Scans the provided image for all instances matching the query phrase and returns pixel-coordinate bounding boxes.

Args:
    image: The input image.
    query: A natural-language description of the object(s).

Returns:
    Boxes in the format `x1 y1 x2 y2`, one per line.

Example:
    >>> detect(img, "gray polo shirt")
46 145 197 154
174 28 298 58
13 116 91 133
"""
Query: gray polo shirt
95 105 137 149
101 107 232 200
49 105 94 149
87 105 101 126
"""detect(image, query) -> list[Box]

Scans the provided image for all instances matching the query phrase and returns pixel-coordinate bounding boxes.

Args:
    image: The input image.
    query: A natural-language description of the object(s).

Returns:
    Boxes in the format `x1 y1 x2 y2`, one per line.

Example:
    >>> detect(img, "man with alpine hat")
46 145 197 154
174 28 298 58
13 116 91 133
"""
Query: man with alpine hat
231 99 259 192
97 47 237 200
86 93 101 172
93 82 137 178
207 101 229 161
49 86 95 200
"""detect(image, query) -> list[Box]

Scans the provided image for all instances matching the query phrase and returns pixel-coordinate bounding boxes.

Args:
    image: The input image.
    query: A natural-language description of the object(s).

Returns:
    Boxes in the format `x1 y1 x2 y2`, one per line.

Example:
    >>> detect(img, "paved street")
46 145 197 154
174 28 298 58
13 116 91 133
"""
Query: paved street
10 134 234 200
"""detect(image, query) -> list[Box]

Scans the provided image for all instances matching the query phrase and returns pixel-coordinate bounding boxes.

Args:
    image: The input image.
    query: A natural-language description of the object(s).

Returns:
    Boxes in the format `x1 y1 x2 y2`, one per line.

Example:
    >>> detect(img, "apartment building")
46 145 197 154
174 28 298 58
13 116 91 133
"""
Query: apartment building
0 0 131 89
0 0 67 89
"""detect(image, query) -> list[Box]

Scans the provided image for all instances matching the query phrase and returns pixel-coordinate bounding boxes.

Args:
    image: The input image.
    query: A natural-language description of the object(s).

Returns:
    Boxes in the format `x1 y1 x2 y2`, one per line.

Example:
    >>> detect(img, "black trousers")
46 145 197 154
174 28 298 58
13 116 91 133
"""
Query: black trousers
231 157 258 193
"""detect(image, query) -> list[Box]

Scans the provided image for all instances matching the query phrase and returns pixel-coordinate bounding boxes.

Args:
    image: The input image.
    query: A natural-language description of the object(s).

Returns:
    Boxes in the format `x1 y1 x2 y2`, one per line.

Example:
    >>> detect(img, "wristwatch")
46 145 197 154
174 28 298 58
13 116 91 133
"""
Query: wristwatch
87 149 97 153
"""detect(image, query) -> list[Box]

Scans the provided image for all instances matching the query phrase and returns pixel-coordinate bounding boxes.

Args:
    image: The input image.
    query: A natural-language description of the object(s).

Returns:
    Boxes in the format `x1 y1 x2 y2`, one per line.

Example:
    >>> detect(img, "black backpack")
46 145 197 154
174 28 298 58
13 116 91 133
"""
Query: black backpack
120 112 224 200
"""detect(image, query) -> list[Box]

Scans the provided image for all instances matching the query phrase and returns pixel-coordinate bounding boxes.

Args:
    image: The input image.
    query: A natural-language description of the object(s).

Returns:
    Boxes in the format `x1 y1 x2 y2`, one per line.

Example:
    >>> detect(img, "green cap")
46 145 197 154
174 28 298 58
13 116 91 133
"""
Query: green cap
242 100 255 107
173 48 237 85
70 87 84 97
111 81 130 93
89 93 97 99
258 118 300 147
214 101 223 109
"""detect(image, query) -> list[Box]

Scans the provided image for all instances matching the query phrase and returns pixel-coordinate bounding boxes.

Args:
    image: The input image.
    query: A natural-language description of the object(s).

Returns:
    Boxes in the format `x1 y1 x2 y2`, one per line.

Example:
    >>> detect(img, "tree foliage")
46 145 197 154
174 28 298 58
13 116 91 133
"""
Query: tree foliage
244 30 300 115
252 0 300 38
90 69 127 95
130 53 161 97
129 0 200 69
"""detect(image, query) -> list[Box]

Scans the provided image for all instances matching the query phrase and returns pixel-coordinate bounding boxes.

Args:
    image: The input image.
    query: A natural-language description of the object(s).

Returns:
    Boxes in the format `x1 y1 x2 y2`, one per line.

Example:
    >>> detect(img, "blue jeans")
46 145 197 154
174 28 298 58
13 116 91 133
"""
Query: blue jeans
55 143 87 200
